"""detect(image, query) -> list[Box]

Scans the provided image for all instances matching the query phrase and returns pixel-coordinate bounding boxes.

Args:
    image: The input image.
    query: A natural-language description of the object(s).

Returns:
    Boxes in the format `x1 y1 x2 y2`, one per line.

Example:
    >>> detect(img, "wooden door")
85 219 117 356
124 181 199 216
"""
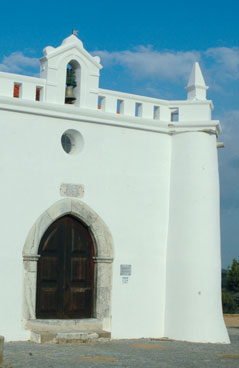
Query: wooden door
36 215 95 319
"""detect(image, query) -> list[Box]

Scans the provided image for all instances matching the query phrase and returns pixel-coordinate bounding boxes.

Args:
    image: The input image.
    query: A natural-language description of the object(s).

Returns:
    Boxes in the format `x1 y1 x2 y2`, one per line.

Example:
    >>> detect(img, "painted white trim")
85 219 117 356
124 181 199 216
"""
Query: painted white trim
0 97 220 136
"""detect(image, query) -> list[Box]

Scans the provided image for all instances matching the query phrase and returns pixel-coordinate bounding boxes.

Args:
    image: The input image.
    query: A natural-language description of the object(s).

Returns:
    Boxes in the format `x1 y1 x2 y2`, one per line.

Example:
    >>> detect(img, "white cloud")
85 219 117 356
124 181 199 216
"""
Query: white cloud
205 47 239 79
0 52 39 74
94 46 239 86
94 46 200 82
220 109 239 149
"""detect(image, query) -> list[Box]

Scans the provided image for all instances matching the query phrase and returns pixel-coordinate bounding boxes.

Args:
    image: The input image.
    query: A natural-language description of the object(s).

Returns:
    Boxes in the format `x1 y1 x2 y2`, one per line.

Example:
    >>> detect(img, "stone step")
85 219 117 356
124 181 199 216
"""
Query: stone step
56 331 99 343
30 330 110 344
26 318 103 332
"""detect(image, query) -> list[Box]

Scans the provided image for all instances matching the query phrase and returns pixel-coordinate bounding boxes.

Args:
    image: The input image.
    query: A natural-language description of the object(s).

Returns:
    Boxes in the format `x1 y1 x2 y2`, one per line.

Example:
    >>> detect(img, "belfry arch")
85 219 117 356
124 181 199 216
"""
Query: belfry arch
57 52 89 107
22 199 114 332
64 59 81 105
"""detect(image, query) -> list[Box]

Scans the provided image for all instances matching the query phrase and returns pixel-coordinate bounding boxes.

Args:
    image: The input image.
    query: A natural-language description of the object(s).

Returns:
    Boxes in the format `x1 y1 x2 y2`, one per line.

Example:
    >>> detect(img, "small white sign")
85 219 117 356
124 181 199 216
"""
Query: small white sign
120 264 132 276
122 276 129 284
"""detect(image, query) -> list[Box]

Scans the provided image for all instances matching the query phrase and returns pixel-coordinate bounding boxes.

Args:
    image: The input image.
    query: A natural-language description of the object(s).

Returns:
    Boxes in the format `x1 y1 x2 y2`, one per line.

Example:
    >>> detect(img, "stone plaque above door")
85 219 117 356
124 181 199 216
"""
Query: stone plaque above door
60 183 84 198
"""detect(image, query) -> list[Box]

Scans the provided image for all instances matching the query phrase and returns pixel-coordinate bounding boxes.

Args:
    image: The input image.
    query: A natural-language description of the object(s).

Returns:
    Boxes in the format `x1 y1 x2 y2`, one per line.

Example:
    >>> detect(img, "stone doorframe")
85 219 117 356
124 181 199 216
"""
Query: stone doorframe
22 199 114 331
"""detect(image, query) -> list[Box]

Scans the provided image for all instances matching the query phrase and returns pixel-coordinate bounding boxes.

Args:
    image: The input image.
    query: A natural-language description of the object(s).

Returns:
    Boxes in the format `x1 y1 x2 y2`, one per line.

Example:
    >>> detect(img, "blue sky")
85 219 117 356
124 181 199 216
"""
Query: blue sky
0 0 238 267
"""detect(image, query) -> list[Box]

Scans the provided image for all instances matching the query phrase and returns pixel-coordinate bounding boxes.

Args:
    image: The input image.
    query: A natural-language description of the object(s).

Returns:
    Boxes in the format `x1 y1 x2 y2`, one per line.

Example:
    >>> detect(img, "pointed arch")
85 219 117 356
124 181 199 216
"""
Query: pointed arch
22 199 114 333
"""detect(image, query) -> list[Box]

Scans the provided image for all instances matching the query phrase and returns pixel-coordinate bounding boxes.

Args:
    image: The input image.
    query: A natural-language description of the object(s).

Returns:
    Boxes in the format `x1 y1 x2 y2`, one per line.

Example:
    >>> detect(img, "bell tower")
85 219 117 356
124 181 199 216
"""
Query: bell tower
40 34 102 108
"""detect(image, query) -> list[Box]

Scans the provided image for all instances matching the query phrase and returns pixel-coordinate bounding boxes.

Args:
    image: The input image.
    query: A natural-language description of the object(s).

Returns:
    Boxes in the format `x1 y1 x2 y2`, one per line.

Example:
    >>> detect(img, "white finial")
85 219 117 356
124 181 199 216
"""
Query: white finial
185 62 208 100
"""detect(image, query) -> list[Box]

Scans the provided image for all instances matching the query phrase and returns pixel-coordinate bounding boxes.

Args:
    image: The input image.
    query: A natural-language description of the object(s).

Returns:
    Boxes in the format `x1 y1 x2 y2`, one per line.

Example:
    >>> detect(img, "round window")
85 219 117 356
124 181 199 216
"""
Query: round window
61 133 73 153
61 129 84 155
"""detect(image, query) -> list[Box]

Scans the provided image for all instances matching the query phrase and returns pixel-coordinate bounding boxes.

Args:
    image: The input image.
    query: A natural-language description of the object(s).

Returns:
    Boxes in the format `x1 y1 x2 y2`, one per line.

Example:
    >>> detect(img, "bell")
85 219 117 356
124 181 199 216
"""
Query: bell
65 86 76 104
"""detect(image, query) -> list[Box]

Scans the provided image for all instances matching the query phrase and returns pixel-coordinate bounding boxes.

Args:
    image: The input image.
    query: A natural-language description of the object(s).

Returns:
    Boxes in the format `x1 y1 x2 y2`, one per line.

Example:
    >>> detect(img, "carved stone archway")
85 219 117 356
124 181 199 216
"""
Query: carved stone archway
22 199 114 333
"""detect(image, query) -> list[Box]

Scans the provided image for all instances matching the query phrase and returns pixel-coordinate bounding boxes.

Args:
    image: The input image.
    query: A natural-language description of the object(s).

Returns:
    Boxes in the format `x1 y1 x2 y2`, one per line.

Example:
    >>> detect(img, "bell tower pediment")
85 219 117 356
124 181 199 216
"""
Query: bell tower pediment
40 34 102 107
42 34 102 70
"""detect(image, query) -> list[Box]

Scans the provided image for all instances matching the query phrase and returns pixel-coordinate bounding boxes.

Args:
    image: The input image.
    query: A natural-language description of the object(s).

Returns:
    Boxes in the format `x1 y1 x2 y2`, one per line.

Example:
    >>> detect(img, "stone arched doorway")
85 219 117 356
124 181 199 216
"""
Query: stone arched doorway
22 199 114 333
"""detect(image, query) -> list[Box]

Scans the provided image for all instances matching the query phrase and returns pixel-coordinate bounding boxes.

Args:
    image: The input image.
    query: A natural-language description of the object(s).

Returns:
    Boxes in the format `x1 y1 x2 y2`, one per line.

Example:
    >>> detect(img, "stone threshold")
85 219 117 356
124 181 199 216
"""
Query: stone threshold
25 318 103 332
31 330 111 344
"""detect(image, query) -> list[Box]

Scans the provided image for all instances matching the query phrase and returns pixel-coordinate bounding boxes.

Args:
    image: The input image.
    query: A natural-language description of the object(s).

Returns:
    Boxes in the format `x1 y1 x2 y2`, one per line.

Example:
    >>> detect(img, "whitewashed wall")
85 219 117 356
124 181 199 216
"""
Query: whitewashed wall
0 108 171 340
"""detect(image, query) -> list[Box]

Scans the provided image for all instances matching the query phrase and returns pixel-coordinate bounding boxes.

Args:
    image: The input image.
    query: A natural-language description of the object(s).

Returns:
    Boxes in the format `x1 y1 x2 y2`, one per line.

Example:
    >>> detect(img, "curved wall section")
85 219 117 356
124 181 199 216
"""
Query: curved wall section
165 132 229 343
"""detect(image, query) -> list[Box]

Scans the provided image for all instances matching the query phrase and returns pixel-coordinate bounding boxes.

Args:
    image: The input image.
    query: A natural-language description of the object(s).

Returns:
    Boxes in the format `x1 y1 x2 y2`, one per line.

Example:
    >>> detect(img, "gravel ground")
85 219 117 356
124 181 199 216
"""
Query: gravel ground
1 328 239 368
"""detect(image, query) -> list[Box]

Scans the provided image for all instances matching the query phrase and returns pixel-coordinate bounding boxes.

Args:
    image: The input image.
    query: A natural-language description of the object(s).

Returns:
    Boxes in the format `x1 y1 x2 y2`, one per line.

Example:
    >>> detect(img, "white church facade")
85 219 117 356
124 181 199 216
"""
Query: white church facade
0 34 229 343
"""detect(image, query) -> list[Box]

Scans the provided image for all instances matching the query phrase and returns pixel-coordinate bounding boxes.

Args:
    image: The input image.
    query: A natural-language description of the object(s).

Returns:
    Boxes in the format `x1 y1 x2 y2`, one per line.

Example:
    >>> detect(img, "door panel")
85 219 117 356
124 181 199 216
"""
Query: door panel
71 258 87 282
36 215 94 319
40 257 58 281
39 288 58 313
